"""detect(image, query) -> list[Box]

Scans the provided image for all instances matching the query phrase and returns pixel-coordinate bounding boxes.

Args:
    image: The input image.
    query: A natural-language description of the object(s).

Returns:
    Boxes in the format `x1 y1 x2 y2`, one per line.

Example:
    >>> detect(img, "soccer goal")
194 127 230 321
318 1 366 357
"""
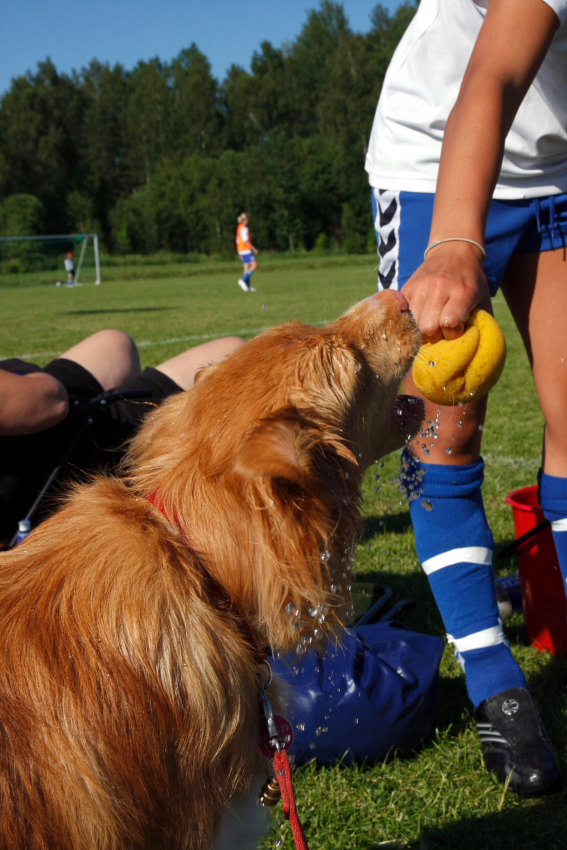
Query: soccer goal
0 233 101 285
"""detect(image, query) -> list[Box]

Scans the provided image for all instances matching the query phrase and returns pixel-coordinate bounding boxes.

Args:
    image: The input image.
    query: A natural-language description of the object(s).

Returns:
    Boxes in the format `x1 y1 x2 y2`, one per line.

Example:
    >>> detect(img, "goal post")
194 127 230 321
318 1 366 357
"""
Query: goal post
0 233 101 285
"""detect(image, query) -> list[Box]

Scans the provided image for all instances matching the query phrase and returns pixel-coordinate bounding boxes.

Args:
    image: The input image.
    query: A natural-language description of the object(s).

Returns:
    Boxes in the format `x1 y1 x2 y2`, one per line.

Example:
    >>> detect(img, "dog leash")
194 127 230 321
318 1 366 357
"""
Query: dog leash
257 661 309 850
148 492 310 850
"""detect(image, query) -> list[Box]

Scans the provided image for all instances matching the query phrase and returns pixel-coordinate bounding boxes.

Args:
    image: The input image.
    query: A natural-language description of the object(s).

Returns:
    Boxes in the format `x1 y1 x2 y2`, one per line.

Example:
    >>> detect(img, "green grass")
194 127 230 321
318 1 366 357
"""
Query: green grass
2 256 566 849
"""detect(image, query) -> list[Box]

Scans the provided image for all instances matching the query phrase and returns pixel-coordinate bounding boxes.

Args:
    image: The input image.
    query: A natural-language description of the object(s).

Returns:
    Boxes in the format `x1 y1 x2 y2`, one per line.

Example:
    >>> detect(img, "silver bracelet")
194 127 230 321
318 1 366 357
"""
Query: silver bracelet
424 237 486 261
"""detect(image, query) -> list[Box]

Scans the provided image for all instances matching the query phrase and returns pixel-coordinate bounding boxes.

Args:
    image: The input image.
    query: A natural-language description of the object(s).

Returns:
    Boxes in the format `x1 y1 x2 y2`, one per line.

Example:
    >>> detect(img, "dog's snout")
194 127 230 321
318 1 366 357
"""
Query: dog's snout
372 289 410 312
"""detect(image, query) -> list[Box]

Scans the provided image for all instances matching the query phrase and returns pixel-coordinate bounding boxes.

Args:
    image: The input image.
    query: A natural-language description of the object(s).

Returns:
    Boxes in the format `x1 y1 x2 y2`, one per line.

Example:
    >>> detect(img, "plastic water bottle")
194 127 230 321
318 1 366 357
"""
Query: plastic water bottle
15 519 31 545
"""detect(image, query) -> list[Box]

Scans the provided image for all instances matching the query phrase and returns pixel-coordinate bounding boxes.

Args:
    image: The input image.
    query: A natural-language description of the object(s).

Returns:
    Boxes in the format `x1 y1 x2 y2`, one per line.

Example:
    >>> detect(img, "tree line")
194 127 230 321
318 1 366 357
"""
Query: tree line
0 2 416 260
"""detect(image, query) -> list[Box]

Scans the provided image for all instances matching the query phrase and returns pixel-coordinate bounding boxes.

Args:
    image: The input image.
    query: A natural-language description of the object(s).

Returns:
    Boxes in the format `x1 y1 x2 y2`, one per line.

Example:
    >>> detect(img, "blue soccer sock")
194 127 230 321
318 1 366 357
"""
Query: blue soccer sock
540 471 567 595
401 450 527 707
243 270 254 285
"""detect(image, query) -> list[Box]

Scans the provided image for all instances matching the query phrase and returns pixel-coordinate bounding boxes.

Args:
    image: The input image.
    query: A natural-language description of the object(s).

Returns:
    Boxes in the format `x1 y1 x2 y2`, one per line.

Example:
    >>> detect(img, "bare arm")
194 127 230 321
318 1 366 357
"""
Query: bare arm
403 0 559 340
0 371 69 436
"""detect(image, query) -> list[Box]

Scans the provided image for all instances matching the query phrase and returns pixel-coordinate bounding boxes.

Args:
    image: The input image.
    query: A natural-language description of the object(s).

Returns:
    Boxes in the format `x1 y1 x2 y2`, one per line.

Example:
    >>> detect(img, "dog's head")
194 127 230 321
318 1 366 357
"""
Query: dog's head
128 290 423 651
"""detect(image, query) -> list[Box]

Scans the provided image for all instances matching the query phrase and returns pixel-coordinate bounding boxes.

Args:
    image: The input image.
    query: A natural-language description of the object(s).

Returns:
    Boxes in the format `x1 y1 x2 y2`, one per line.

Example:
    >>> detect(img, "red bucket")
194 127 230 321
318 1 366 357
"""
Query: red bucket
506 485 567 654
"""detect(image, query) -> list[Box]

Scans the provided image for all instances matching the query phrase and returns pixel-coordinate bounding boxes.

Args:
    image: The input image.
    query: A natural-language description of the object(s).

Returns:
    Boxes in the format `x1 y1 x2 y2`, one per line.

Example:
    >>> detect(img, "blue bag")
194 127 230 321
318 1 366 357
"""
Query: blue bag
272 621 445 767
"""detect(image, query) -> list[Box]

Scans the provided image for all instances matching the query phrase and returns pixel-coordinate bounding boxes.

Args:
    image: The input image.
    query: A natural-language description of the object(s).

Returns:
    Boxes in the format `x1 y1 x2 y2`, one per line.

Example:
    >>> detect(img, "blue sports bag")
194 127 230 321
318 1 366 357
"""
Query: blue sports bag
272 621 445 767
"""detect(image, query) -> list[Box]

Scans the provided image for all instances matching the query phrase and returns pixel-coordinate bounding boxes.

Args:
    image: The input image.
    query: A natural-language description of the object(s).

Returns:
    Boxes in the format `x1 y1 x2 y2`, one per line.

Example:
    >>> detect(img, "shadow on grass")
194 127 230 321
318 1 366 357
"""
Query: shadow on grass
403 791 567 850
65 307 173 315
362 511 413 541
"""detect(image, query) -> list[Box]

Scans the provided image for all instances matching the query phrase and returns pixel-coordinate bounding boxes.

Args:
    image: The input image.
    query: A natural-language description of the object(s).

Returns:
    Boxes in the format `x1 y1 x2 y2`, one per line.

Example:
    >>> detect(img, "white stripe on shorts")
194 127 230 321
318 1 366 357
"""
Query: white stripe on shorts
374 188 401 291
551 517 567 532
448 624 505 653
421 546 493 575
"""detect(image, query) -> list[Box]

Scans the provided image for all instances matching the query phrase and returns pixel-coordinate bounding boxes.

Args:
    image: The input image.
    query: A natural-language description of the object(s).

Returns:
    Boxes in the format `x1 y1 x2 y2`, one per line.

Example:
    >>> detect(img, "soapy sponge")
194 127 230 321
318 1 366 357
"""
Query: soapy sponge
412 309 506 406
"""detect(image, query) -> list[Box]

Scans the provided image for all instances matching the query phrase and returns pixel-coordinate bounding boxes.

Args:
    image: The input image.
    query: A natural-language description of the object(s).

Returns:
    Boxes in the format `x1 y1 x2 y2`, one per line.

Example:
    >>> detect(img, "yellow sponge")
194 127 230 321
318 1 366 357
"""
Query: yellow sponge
412 309 506 406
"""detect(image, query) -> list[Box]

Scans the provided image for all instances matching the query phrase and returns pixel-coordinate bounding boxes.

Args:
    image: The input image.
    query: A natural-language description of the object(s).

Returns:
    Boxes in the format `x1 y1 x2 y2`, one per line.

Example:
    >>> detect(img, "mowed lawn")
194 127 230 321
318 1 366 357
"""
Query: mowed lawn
1 255 566 849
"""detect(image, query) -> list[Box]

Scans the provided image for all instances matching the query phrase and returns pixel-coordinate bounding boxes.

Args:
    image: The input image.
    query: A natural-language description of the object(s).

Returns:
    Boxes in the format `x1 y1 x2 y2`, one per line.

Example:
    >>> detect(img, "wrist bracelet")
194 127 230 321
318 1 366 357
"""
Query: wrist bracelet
424 237 486 261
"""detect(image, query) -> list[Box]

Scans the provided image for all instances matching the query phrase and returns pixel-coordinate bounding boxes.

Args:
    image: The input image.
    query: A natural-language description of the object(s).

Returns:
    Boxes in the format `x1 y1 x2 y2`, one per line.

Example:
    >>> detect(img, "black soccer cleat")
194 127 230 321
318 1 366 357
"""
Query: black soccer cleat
475 687 563 797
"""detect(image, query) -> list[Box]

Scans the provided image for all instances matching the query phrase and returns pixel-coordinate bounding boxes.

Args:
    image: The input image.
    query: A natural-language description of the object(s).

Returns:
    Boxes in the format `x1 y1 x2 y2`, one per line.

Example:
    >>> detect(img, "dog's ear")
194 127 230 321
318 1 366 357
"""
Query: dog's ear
234 416 357 484
234 418 312 484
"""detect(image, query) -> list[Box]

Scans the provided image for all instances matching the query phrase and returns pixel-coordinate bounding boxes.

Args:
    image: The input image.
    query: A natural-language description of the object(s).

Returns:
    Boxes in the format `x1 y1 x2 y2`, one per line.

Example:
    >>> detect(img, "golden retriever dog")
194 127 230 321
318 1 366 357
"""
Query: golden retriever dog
0 290 423 850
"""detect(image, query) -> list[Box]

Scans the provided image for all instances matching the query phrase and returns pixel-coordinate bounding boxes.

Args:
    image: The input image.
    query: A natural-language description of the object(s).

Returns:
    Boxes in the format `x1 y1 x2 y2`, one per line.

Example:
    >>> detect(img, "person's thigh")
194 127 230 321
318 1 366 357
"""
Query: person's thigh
501 246 567 476
61 330 141 391
156 337 247 391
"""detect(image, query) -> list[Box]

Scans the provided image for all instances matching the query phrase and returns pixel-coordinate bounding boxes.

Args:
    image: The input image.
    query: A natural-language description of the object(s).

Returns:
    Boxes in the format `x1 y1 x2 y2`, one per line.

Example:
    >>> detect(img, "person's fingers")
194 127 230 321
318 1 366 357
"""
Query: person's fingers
441 323 465 340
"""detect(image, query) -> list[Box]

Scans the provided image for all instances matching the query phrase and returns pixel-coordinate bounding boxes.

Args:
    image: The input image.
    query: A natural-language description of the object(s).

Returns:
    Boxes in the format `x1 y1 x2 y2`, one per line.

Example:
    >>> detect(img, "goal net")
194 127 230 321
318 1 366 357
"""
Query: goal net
0 233 101 285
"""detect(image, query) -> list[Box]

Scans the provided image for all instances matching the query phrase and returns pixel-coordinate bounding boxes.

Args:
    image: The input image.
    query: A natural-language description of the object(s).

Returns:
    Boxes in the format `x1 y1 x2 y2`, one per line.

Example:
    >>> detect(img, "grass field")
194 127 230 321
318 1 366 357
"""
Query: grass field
2 254 566 849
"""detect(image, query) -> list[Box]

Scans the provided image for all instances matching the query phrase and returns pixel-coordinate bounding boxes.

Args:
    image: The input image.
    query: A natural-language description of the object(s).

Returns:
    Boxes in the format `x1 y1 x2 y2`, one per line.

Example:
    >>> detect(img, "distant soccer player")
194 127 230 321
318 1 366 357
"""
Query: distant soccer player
236 212 258 292
64 252 75 287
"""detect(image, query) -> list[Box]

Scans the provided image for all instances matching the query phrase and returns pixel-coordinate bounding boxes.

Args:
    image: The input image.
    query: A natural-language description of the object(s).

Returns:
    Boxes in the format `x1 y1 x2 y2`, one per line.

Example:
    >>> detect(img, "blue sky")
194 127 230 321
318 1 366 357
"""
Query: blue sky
0 0 406 96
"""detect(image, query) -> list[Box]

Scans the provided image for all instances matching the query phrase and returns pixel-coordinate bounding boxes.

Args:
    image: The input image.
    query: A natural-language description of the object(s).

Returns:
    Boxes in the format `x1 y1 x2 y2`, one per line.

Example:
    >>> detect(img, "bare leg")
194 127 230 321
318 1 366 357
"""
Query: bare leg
155 337 247 391
61 330 141 391
500 246 567 475
404 371 487 464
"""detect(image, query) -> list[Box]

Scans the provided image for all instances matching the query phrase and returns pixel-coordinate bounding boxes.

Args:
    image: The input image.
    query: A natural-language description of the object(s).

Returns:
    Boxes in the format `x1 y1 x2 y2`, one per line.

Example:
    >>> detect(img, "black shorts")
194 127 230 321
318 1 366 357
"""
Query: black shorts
0 358 182 542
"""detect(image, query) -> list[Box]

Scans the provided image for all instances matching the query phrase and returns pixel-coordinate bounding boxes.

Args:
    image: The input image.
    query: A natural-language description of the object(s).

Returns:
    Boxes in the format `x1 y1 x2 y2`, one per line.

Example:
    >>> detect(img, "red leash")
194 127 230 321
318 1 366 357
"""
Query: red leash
274 748 310 850
148 492 310 850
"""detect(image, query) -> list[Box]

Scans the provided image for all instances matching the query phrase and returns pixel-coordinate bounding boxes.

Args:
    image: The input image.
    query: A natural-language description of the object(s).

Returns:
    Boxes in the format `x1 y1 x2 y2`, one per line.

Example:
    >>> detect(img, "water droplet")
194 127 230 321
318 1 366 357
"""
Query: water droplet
446 447 453 455
309 742 316 750
315 726 329 736
297 722 306 731
354 362 361 372
428 360 436 367
457 421 463 428
320 550 331 562
286 603 294 616
421 499 433 511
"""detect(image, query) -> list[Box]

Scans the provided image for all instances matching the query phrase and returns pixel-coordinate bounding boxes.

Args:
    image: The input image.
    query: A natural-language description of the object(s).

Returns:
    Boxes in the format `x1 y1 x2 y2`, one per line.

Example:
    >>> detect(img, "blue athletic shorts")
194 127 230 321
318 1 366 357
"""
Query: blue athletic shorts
239 252 256 264
372 189 567 295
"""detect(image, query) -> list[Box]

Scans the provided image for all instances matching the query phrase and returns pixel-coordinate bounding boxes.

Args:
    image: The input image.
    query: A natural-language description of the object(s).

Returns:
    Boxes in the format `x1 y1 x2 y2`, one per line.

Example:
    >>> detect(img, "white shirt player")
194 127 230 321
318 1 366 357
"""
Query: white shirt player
365 0 567 198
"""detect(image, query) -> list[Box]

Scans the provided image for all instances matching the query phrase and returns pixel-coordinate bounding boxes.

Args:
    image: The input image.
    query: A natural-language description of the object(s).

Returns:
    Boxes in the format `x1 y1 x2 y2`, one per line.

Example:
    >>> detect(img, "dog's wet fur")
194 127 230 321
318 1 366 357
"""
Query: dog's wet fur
0 291 423 849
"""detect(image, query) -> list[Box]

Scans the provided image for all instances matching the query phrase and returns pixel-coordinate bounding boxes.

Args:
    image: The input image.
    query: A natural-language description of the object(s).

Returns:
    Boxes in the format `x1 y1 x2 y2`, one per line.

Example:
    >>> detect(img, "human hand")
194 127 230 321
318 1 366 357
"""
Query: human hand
403 241 490 342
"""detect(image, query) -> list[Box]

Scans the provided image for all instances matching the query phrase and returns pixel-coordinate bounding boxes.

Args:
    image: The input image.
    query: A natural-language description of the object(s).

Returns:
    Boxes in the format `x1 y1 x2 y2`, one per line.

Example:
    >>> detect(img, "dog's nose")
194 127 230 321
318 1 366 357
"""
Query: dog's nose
371 289 411 312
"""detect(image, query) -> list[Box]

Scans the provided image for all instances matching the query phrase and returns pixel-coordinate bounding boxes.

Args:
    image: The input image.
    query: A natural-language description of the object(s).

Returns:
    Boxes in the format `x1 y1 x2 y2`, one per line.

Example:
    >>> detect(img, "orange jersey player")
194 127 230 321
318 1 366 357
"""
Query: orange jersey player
236 212 258 292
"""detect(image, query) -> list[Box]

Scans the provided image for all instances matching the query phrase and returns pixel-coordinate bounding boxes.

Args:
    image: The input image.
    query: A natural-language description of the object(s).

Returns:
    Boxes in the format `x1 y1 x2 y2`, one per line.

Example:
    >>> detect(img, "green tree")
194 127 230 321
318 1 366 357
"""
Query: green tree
170 46 222 157
0 194 44 236
0 60 86 233
81 60 131 246
0 0 416 255
127 59 171 187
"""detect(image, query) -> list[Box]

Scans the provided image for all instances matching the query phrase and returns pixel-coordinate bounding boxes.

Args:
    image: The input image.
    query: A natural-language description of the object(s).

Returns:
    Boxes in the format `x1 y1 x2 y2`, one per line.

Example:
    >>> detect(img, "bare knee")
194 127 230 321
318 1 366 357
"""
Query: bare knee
62 330 141 391
404 373 486 464
155 337 247 391
217 336 247 356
